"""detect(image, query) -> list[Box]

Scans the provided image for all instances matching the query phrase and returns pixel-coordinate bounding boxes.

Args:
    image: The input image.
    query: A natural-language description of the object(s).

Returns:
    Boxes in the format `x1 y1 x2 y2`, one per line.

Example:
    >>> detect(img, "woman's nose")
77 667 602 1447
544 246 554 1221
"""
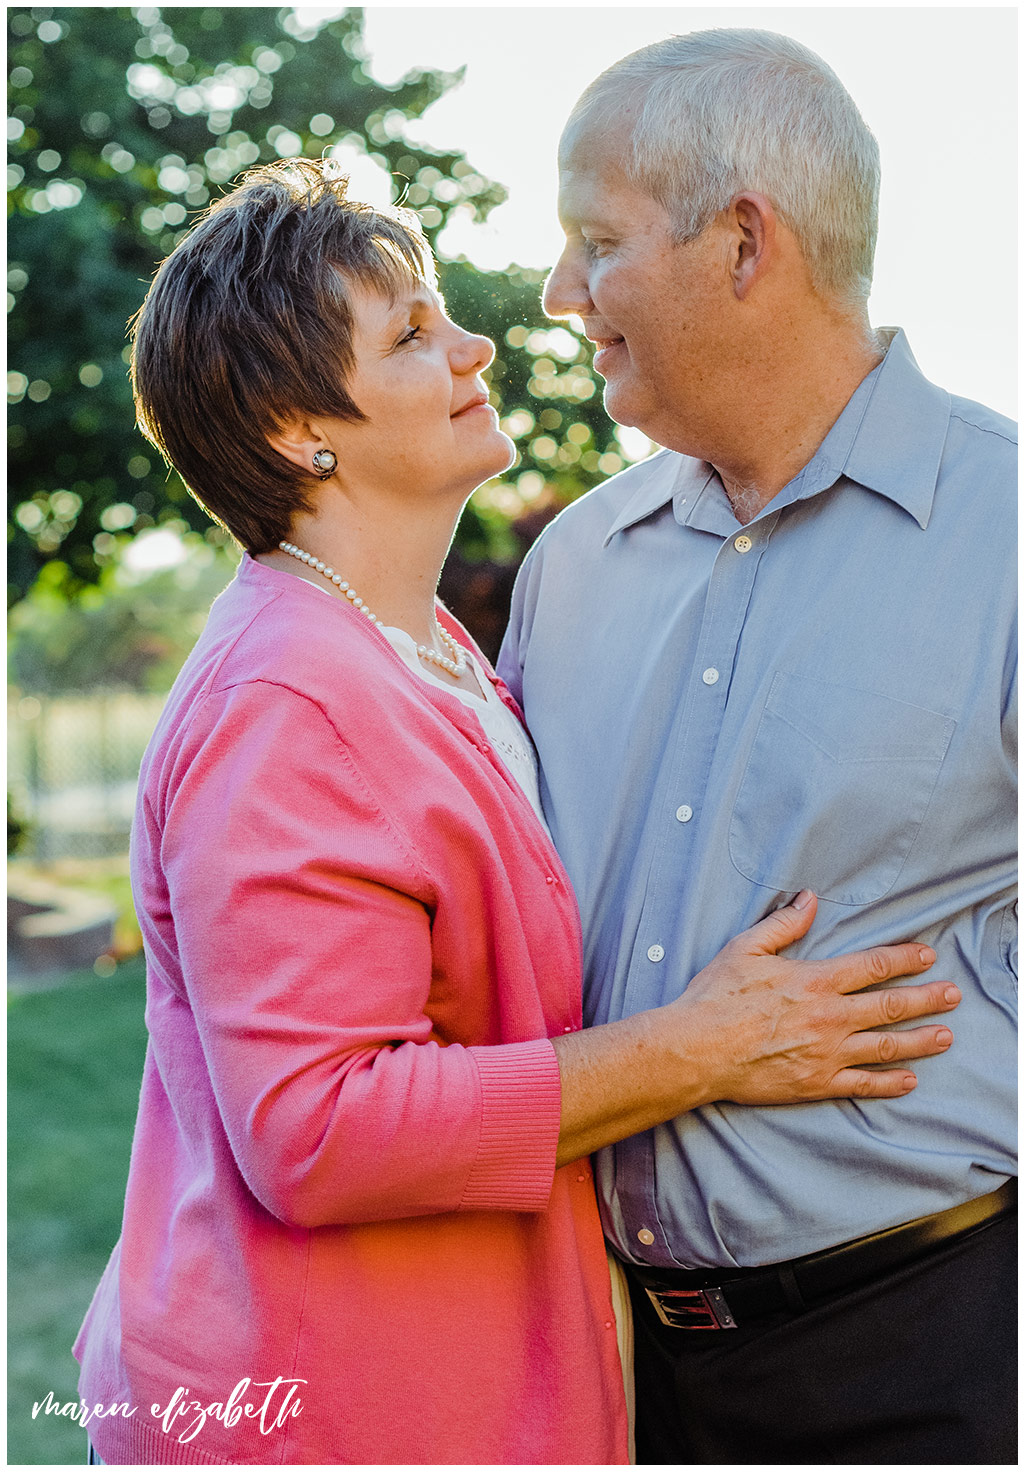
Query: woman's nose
452 328 495 375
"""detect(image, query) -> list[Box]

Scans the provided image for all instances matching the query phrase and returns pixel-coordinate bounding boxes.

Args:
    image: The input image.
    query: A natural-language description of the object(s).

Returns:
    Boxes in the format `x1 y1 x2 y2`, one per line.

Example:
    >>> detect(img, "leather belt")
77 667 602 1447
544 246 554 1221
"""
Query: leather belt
629 1179 1016 1330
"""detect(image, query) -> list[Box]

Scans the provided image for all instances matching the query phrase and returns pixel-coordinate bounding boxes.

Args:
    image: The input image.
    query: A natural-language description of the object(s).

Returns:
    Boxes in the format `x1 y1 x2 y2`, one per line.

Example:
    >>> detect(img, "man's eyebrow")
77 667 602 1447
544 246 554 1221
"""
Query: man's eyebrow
556 202 609 232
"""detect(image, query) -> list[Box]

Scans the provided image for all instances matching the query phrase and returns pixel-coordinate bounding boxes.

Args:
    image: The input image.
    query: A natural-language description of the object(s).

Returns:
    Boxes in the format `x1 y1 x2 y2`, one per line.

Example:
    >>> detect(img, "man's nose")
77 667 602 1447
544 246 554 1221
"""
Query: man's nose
543 248 591 320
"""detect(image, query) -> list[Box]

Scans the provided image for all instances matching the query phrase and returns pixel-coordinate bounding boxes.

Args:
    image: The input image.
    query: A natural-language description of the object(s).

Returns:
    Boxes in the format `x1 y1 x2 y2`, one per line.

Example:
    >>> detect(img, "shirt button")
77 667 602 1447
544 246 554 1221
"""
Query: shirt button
647 944 665 963
702 667 720 685
734 534 753 553
546 875 556 885
637 1227 656 1246
675 804 693 823
563 1025 573 1032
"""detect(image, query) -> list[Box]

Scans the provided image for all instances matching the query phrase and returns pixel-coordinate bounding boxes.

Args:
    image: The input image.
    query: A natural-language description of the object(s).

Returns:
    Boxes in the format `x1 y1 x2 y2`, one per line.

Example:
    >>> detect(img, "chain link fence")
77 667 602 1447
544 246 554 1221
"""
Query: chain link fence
8 690 167 862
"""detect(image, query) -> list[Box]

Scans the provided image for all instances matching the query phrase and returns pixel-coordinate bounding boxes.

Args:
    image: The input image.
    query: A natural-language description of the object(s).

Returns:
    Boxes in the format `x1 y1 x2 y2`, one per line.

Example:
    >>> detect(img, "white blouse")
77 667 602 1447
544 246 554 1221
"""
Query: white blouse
378 623 549 831
298 579 548 828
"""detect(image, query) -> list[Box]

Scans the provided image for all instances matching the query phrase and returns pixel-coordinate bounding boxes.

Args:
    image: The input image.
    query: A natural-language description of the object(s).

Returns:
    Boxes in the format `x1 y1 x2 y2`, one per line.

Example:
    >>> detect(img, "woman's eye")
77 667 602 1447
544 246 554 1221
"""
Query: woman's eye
401 325 423 345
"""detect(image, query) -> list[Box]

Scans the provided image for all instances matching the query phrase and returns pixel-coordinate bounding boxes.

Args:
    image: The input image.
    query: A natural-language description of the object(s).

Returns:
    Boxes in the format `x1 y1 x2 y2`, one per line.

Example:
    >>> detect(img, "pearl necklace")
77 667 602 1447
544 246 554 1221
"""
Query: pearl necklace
278 541 467 678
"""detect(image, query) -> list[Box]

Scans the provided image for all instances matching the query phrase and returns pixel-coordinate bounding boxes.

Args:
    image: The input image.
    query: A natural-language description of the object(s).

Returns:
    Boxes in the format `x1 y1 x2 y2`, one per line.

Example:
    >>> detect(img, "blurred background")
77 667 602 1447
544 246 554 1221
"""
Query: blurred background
7 5 1015 1463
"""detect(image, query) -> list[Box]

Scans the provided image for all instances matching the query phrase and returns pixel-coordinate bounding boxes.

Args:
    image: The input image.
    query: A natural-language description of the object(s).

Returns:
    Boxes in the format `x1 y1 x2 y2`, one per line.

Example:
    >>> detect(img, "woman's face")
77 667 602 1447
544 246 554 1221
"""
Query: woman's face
326 279 516 507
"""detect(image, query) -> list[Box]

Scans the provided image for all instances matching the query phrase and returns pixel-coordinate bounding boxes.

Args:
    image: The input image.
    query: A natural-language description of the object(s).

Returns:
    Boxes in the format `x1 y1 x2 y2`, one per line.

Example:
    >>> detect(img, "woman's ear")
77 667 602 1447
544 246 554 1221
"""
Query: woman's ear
267 416 328 473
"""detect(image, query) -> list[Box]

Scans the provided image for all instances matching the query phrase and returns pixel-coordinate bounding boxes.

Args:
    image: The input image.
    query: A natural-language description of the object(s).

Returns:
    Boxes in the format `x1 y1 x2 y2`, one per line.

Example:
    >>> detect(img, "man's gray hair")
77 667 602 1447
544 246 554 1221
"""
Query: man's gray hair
571 29 880 306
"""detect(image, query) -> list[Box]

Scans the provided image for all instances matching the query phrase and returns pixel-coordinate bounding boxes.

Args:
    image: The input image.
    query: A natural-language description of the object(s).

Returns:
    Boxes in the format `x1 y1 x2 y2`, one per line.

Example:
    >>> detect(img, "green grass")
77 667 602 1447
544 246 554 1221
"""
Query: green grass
8 957 149 1465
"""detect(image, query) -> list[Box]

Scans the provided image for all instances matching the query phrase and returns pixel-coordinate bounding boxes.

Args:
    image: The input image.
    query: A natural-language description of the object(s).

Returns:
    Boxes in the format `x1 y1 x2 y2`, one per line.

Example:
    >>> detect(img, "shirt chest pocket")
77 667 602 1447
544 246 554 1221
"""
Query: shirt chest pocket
728 672 956 906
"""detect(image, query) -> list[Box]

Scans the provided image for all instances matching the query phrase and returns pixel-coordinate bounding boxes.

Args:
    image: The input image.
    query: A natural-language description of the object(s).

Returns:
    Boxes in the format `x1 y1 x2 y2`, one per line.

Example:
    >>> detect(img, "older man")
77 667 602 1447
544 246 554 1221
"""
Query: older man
498 29 1016 1465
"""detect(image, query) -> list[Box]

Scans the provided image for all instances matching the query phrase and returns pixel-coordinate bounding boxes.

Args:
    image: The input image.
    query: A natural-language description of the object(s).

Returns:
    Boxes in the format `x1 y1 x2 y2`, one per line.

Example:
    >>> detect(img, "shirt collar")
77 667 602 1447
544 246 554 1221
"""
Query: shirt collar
839 328 950 530
603 328 951 543
602 451 713 545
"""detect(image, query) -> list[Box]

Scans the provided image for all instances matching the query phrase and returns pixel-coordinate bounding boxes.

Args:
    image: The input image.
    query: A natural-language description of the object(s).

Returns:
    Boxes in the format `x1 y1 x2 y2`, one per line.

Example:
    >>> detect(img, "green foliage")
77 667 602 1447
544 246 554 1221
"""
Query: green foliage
8 791 31 855
8 538 238 691
8 5 640 616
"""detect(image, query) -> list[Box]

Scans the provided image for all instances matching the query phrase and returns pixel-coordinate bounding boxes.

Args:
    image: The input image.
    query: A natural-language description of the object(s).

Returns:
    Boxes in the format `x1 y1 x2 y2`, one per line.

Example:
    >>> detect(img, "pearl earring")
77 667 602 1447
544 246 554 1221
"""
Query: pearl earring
311 449 337 479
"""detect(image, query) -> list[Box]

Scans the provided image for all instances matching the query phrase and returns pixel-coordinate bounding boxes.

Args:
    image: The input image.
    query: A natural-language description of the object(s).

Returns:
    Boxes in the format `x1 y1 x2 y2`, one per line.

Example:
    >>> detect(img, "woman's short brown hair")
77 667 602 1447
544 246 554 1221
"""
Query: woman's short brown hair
130 158 435 552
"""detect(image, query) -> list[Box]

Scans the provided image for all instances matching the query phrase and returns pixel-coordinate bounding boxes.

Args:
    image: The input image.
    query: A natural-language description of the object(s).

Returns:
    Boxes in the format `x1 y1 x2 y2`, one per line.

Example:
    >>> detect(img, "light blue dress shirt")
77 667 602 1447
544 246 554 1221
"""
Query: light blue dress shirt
498 331 1017 1269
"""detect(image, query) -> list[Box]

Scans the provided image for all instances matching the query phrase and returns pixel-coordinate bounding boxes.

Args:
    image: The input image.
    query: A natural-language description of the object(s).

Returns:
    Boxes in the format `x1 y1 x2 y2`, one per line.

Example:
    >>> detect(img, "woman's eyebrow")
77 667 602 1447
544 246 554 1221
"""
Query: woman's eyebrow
383 292 436 330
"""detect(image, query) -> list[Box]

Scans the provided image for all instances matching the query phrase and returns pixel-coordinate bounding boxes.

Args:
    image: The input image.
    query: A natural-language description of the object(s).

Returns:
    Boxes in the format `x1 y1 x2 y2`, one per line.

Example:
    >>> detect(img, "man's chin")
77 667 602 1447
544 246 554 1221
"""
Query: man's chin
601 378 652 437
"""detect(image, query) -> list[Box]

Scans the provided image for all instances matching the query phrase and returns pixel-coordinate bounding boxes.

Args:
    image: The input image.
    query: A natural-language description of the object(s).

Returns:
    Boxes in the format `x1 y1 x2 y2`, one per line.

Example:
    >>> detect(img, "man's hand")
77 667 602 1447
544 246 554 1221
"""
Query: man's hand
553 890 960 1167
675 890 960 1105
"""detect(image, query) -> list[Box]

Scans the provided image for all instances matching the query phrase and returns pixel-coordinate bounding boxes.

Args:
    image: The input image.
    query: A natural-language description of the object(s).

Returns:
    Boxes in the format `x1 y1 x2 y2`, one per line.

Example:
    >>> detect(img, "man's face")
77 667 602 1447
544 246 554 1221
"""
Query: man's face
544 110 731 453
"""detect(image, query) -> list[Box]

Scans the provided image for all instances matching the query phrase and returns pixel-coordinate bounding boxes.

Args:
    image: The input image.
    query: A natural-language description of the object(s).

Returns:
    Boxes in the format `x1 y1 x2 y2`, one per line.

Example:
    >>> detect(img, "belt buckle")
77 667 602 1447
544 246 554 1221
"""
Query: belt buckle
645 1284 737 1330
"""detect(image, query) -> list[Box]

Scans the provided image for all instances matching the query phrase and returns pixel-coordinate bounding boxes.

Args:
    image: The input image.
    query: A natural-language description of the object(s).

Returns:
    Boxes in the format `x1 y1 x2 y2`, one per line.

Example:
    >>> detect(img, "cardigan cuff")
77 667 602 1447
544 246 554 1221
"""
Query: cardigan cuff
460 1039 562 1212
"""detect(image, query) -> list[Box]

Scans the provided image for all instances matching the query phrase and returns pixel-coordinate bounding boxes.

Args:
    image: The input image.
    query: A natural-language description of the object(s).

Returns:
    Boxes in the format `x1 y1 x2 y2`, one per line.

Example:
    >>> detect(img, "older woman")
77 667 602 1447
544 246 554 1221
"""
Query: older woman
73 160 958 1466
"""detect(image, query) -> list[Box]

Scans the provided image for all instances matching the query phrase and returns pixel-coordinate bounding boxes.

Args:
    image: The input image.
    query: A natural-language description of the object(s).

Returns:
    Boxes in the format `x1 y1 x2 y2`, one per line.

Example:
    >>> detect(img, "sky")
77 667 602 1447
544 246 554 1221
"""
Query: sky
322 3 1016 418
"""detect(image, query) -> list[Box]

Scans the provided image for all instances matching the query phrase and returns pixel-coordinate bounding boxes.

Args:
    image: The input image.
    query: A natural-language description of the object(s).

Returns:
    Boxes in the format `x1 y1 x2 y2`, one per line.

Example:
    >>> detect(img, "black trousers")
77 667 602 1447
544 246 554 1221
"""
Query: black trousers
626 1212 1016 1465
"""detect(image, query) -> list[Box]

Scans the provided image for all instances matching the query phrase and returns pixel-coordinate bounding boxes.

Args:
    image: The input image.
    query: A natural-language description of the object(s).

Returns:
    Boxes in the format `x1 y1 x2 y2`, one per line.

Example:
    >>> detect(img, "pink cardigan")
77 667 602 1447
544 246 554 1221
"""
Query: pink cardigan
74 556 628 1465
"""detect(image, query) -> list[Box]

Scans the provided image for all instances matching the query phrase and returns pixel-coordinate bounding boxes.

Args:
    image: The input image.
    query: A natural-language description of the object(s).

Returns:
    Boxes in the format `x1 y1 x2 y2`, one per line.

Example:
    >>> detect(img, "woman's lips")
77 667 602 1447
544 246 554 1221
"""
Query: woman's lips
451 396 495 420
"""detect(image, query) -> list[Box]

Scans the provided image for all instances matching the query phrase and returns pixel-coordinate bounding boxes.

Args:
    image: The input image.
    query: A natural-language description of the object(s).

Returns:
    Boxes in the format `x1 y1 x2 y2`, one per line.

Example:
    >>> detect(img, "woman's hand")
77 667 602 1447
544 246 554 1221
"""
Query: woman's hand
553 891 960 1166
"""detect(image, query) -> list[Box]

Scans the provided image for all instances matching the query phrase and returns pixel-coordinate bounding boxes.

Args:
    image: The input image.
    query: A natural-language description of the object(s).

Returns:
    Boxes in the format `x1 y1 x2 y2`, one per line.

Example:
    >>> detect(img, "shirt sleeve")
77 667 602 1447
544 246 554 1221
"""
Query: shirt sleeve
157 678 562 1228
496 545 538 707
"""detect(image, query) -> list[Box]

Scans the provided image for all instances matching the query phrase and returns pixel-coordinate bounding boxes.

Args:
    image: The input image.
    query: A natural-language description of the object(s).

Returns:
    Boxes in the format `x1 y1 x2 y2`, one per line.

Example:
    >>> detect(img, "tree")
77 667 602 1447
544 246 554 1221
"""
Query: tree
8 546 240 693
7 5 496 599
8 6 645 618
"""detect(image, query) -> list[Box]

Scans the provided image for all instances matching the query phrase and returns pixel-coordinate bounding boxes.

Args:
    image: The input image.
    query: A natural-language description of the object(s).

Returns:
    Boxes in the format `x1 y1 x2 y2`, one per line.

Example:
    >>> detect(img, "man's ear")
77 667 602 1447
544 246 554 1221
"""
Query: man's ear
266 416 328 473
728 193 777 300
